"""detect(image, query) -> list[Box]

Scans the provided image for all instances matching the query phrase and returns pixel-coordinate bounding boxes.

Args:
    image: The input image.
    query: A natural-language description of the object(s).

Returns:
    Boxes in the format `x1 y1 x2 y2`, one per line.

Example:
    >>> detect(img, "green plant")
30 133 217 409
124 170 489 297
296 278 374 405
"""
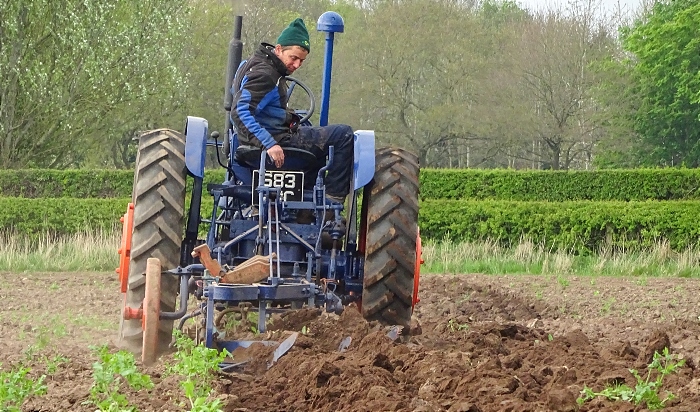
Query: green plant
23 346 69 376
447 319 469 333
44 355 69 375
0 363 47 412
169 331 228 412
601 297 616 314
577 348 685 410
87 345 153 412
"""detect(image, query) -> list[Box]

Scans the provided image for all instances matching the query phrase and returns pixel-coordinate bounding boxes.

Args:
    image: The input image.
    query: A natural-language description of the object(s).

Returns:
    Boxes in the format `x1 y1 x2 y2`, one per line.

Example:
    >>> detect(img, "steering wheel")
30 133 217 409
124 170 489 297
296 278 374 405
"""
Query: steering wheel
286 76 315 124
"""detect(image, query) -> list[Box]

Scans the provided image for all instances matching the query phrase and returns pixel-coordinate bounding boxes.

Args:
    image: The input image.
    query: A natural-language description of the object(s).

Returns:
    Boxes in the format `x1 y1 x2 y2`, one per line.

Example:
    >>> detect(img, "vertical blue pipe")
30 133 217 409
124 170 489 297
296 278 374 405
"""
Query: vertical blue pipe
319 32 335 127
316 12 344 127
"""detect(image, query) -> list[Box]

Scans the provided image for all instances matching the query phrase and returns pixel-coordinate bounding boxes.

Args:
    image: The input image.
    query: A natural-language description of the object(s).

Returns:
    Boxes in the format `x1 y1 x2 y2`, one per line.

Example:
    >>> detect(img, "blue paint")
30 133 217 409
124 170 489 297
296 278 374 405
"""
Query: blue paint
316 12 344 126
353 130 376 190
184 116 208 178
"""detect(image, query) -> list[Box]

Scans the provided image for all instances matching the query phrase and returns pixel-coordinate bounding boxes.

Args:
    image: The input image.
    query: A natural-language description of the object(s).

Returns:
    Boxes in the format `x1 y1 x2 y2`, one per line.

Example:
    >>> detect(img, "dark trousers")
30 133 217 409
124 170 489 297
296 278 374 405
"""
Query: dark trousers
280 124 354 198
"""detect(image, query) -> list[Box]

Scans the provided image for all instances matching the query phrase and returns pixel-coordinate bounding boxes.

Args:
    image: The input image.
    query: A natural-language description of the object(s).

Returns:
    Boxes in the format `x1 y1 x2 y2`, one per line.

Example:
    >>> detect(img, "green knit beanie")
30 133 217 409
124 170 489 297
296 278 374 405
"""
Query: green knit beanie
276 18 310 52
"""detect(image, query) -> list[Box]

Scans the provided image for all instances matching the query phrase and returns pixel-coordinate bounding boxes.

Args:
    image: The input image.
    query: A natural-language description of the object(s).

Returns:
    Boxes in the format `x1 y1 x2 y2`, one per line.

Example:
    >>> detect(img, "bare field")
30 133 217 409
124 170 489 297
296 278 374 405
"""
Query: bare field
2 271 700 411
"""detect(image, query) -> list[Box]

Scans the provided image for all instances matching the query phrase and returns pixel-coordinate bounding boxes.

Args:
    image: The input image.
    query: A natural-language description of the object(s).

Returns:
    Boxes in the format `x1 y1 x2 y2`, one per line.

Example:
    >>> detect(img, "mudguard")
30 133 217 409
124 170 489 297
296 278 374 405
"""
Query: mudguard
353 130 375 190
184 116 208 178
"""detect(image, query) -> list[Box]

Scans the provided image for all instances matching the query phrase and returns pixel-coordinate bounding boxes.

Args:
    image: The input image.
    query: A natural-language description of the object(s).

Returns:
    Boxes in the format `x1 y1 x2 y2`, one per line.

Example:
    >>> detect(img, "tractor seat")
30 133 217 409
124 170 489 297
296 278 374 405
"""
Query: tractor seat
234 145 320 172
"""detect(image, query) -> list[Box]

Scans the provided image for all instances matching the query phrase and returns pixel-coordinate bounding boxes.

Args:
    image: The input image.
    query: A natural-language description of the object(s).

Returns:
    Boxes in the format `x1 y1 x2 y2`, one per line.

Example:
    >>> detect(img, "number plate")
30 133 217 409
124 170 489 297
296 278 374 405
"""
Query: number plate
252 170 304 204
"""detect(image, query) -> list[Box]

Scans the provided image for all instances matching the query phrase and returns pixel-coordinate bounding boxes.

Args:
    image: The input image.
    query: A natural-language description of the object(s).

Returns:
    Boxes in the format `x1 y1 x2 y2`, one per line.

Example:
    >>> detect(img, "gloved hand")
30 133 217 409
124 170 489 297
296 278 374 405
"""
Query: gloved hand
287 112 301 132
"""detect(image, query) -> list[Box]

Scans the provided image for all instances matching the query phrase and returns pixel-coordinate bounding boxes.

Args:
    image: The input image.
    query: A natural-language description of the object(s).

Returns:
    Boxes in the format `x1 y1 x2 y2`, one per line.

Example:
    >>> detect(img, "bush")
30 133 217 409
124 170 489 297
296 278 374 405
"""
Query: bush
0 197 127 237
6 168 700 201
419 199 700 253
0 169 227 199
4 196 700 254
420 168 700 201
0 170 134 198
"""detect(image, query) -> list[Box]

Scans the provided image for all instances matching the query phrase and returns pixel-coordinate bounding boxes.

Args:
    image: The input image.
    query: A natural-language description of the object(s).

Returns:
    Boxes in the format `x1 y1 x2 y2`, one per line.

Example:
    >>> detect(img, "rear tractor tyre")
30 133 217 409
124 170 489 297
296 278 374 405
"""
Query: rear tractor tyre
361 147 420 328
117 129 186 358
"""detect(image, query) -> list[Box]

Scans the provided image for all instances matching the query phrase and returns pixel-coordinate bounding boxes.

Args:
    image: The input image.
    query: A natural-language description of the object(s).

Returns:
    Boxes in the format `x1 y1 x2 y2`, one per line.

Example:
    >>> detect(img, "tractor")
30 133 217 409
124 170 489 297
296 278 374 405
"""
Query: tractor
116 11 422 365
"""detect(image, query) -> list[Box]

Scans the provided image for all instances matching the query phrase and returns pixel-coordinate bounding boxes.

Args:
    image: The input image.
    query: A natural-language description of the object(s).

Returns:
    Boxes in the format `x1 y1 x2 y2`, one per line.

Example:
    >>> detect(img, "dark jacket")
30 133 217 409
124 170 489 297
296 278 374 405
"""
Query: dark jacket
231 43 293 148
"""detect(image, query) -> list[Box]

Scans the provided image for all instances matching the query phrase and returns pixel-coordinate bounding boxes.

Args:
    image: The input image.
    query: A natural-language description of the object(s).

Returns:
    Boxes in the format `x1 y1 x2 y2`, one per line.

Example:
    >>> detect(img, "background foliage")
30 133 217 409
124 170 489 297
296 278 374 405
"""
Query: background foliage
2 0 695 170
0 0 189 169
6 168 700 201
3 194 699 254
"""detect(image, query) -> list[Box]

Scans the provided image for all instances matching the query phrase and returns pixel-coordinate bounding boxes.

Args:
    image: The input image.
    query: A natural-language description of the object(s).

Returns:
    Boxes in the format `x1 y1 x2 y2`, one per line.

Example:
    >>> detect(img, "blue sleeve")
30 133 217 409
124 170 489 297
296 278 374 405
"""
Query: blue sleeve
233 71 278 148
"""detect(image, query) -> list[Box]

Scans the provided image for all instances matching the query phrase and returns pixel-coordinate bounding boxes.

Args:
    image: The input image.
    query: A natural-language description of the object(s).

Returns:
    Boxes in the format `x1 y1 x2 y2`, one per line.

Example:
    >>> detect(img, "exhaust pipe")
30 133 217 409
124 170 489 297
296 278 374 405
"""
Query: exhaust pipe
223 15 243 156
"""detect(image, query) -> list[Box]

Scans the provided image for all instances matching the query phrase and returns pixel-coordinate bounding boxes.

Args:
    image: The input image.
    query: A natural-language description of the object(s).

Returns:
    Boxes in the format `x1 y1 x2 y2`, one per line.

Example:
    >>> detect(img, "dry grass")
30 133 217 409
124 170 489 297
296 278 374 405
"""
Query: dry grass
2 231 700 278
422 237 700 278
0 231 120 272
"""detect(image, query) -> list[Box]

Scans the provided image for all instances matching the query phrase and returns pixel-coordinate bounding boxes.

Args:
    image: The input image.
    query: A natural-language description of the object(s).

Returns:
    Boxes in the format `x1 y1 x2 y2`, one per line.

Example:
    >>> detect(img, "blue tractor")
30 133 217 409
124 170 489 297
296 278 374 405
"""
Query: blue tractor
116 12 422 365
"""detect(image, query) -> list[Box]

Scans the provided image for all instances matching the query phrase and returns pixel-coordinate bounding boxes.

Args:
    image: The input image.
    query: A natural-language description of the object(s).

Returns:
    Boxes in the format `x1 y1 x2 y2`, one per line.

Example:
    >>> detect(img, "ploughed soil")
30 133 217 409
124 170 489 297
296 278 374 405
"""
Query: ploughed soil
3 271 700 411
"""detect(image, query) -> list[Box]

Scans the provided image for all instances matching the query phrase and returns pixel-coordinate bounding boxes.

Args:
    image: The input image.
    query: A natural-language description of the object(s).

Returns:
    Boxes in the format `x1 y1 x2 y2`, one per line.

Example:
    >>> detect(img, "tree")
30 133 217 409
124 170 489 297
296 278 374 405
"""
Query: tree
333 0 497 167
620 0 700 166
0 0 188 168
510 2 618 170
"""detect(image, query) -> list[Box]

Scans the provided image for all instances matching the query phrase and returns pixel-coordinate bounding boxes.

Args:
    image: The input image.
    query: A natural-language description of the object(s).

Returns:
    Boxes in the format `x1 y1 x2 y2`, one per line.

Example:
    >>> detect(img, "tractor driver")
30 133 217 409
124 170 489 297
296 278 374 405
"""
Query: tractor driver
231 18 354 206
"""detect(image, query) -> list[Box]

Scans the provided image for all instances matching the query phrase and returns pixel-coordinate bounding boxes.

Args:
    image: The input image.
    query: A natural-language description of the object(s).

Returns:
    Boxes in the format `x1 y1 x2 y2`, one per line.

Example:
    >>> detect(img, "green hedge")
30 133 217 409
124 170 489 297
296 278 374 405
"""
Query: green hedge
419 168 700 201
3 196 699 253
0 170 135 198
0 197 128 237
420 199 700 253
0 169 228 198
5 168 700 201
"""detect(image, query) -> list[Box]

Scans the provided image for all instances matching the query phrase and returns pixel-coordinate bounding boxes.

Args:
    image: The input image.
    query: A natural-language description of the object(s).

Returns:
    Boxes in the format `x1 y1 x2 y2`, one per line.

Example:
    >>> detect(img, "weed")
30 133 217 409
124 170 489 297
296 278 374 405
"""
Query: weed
87 345 153 412
447 319 469 333
44 355 69 375
22 345 69 376
457 292 472 304
601 297 616 314
169 331 228 412
0 363 47 412
557 274 570 288
577 348 685 410
635 276 649 286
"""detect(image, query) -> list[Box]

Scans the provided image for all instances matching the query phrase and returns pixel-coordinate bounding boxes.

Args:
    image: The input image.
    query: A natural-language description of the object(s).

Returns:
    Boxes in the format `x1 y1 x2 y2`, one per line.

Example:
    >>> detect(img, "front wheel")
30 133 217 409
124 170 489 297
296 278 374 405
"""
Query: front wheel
360 147 420 327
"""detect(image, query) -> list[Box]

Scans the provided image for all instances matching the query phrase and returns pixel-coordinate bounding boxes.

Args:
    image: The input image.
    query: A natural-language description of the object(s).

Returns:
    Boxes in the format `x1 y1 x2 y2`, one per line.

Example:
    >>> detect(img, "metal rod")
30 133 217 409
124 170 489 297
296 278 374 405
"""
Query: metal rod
177 307 202 331
279 223 316 253
274 198 281 277
319 31 336 127
267 196 273 279
221 225 258 253
160 275 191 320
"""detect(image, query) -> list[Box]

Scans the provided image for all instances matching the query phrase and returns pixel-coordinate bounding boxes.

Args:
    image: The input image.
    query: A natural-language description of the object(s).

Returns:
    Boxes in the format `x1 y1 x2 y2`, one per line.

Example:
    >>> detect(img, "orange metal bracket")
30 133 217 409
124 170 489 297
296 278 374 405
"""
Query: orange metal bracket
116 203 135 293
413 229 424 310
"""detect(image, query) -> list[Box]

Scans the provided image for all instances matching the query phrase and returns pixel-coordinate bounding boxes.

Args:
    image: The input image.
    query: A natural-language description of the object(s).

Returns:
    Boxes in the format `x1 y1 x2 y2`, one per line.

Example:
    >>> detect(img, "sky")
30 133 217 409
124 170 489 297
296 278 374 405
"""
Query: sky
515 0 644 18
